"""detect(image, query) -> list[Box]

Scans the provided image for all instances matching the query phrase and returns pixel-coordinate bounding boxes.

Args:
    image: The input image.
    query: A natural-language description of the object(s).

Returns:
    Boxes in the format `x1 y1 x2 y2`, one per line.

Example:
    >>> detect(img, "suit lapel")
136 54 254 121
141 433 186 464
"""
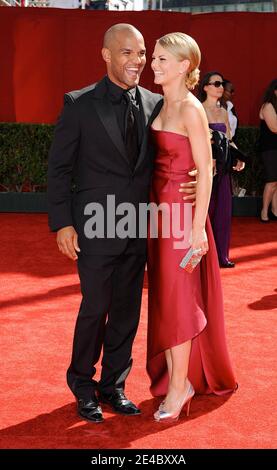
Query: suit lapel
91 79 163 172
135 88 163 171
138 87 157 128
91 78 129 165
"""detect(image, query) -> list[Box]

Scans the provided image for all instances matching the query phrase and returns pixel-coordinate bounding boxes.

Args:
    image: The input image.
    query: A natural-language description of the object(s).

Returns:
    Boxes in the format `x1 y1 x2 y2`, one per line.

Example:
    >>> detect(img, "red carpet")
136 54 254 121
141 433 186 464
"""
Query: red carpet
0 214 276 449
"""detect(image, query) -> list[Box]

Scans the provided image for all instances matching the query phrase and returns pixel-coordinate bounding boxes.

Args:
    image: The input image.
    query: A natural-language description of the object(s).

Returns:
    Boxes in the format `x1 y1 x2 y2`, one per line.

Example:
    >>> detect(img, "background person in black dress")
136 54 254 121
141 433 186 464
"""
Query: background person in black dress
258 78 277 222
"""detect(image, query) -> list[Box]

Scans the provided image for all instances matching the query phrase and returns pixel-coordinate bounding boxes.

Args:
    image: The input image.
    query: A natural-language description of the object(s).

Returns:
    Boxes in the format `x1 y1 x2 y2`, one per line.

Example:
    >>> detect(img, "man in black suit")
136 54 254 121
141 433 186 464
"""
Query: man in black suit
47 23 196 423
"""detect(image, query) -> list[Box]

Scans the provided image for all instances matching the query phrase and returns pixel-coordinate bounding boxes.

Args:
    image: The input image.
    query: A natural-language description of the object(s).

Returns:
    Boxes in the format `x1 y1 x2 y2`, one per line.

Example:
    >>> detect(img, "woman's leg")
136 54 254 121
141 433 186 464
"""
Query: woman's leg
270 183 277 216
163 340 192 413
261 182 277 220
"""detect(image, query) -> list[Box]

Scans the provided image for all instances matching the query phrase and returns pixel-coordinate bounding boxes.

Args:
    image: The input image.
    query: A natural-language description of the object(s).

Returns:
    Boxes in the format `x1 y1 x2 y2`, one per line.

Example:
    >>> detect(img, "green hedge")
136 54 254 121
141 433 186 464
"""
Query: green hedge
0 123 263 195
0 123 53 192
233 127 263 196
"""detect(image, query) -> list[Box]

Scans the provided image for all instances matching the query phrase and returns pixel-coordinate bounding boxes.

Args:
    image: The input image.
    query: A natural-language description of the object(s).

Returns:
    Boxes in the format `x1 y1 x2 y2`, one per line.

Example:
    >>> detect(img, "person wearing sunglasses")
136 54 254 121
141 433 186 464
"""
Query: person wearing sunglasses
198 71 245 268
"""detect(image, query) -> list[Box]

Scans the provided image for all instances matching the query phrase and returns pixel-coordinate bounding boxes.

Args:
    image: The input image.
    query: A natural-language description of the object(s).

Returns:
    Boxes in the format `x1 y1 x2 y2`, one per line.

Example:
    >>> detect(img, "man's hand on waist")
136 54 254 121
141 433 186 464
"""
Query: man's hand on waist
179 169 198 206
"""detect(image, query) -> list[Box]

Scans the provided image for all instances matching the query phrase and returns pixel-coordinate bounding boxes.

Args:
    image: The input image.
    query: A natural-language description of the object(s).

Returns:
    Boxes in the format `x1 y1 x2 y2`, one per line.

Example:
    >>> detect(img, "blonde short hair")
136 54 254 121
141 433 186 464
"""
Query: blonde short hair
157 32 201 90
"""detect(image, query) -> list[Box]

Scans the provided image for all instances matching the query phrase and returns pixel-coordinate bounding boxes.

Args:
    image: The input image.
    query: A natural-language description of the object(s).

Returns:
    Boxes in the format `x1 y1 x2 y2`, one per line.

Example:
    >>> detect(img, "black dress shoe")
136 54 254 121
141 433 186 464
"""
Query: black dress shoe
220 261 235 268
76 395 104 423
99 388 141 415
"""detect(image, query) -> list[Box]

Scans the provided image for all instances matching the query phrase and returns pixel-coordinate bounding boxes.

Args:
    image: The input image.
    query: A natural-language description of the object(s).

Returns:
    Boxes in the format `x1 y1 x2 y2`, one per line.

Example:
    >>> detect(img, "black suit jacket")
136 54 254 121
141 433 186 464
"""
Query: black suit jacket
47 77 163 255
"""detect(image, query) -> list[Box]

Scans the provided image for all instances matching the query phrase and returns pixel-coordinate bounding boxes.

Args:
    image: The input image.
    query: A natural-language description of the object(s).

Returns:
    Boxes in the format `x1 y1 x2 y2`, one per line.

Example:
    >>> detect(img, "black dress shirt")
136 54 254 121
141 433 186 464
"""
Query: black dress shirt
105 76 144 149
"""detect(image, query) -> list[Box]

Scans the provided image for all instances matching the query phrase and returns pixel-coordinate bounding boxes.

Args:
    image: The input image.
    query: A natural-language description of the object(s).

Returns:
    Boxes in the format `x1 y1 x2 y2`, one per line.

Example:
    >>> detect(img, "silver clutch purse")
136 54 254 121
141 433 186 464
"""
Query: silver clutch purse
179 248 202 273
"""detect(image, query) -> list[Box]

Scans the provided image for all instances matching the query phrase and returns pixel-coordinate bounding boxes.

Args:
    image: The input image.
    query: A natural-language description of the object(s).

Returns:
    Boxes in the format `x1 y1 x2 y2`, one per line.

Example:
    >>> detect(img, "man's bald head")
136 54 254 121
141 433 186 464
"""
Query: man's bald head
101 23 146 90
103 24 144 49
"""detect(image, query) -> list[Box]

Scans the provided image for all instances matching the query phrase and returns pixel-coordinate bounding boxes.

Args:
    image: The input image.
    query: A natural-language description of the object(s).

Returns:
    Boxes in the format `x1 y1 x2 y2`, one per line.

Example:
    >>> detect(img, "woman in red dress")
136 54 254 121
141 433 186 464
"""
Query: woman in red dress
147 32 237 422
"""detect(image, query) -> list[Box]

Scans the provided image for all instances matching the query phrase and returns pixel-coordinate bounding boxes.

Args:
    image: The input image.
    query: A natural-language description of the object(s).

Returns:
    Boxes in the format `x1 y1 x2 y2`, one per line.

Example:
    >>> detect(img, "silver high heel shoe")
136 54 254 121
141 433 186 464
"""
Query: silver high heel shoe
154 380 195 422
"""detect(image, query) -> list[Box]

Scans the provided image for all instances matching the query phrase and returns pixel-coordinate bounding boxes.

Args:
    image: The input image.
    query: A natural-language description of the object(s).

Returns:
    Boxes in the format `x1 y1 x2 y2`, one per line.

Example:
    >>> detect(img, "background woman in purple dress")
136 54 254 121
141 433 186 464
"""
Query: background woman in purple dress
198 72 245 268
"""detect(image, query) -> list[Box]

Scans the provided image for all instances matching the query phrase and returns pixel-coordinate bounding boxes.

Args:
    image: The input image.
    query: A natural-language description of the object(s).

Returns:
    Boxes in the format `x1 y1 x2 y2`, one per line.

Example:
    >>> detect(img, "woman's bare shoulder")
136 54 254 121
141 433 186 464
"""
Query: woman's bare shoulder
181 94 204 116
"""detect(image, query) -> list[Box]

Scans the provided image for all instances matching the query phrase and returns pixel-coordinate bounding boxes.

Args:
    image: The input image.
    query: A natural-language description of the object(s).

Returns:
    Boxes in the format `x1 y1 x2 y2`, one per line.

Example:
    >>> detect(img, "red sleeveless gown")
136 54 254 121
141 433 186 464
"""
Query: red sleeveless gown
147 129 237 396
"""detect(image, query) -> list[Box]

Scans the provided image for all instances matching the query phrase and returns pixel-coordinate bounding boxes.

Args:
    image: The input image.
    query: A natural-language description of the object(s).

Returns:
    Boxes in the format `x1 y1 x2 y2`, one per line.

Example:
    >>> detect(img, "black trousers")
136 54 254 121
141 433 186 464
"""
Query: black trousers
67 243 146 399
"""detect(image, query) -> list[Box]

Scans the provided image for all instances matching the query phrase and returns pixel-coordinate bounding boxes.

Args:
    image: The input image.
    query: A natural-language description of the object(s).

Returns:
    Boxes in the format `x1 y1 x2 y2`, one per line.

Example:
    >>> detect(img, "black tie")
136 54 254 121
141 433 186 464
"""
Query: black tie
123 90 139 169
